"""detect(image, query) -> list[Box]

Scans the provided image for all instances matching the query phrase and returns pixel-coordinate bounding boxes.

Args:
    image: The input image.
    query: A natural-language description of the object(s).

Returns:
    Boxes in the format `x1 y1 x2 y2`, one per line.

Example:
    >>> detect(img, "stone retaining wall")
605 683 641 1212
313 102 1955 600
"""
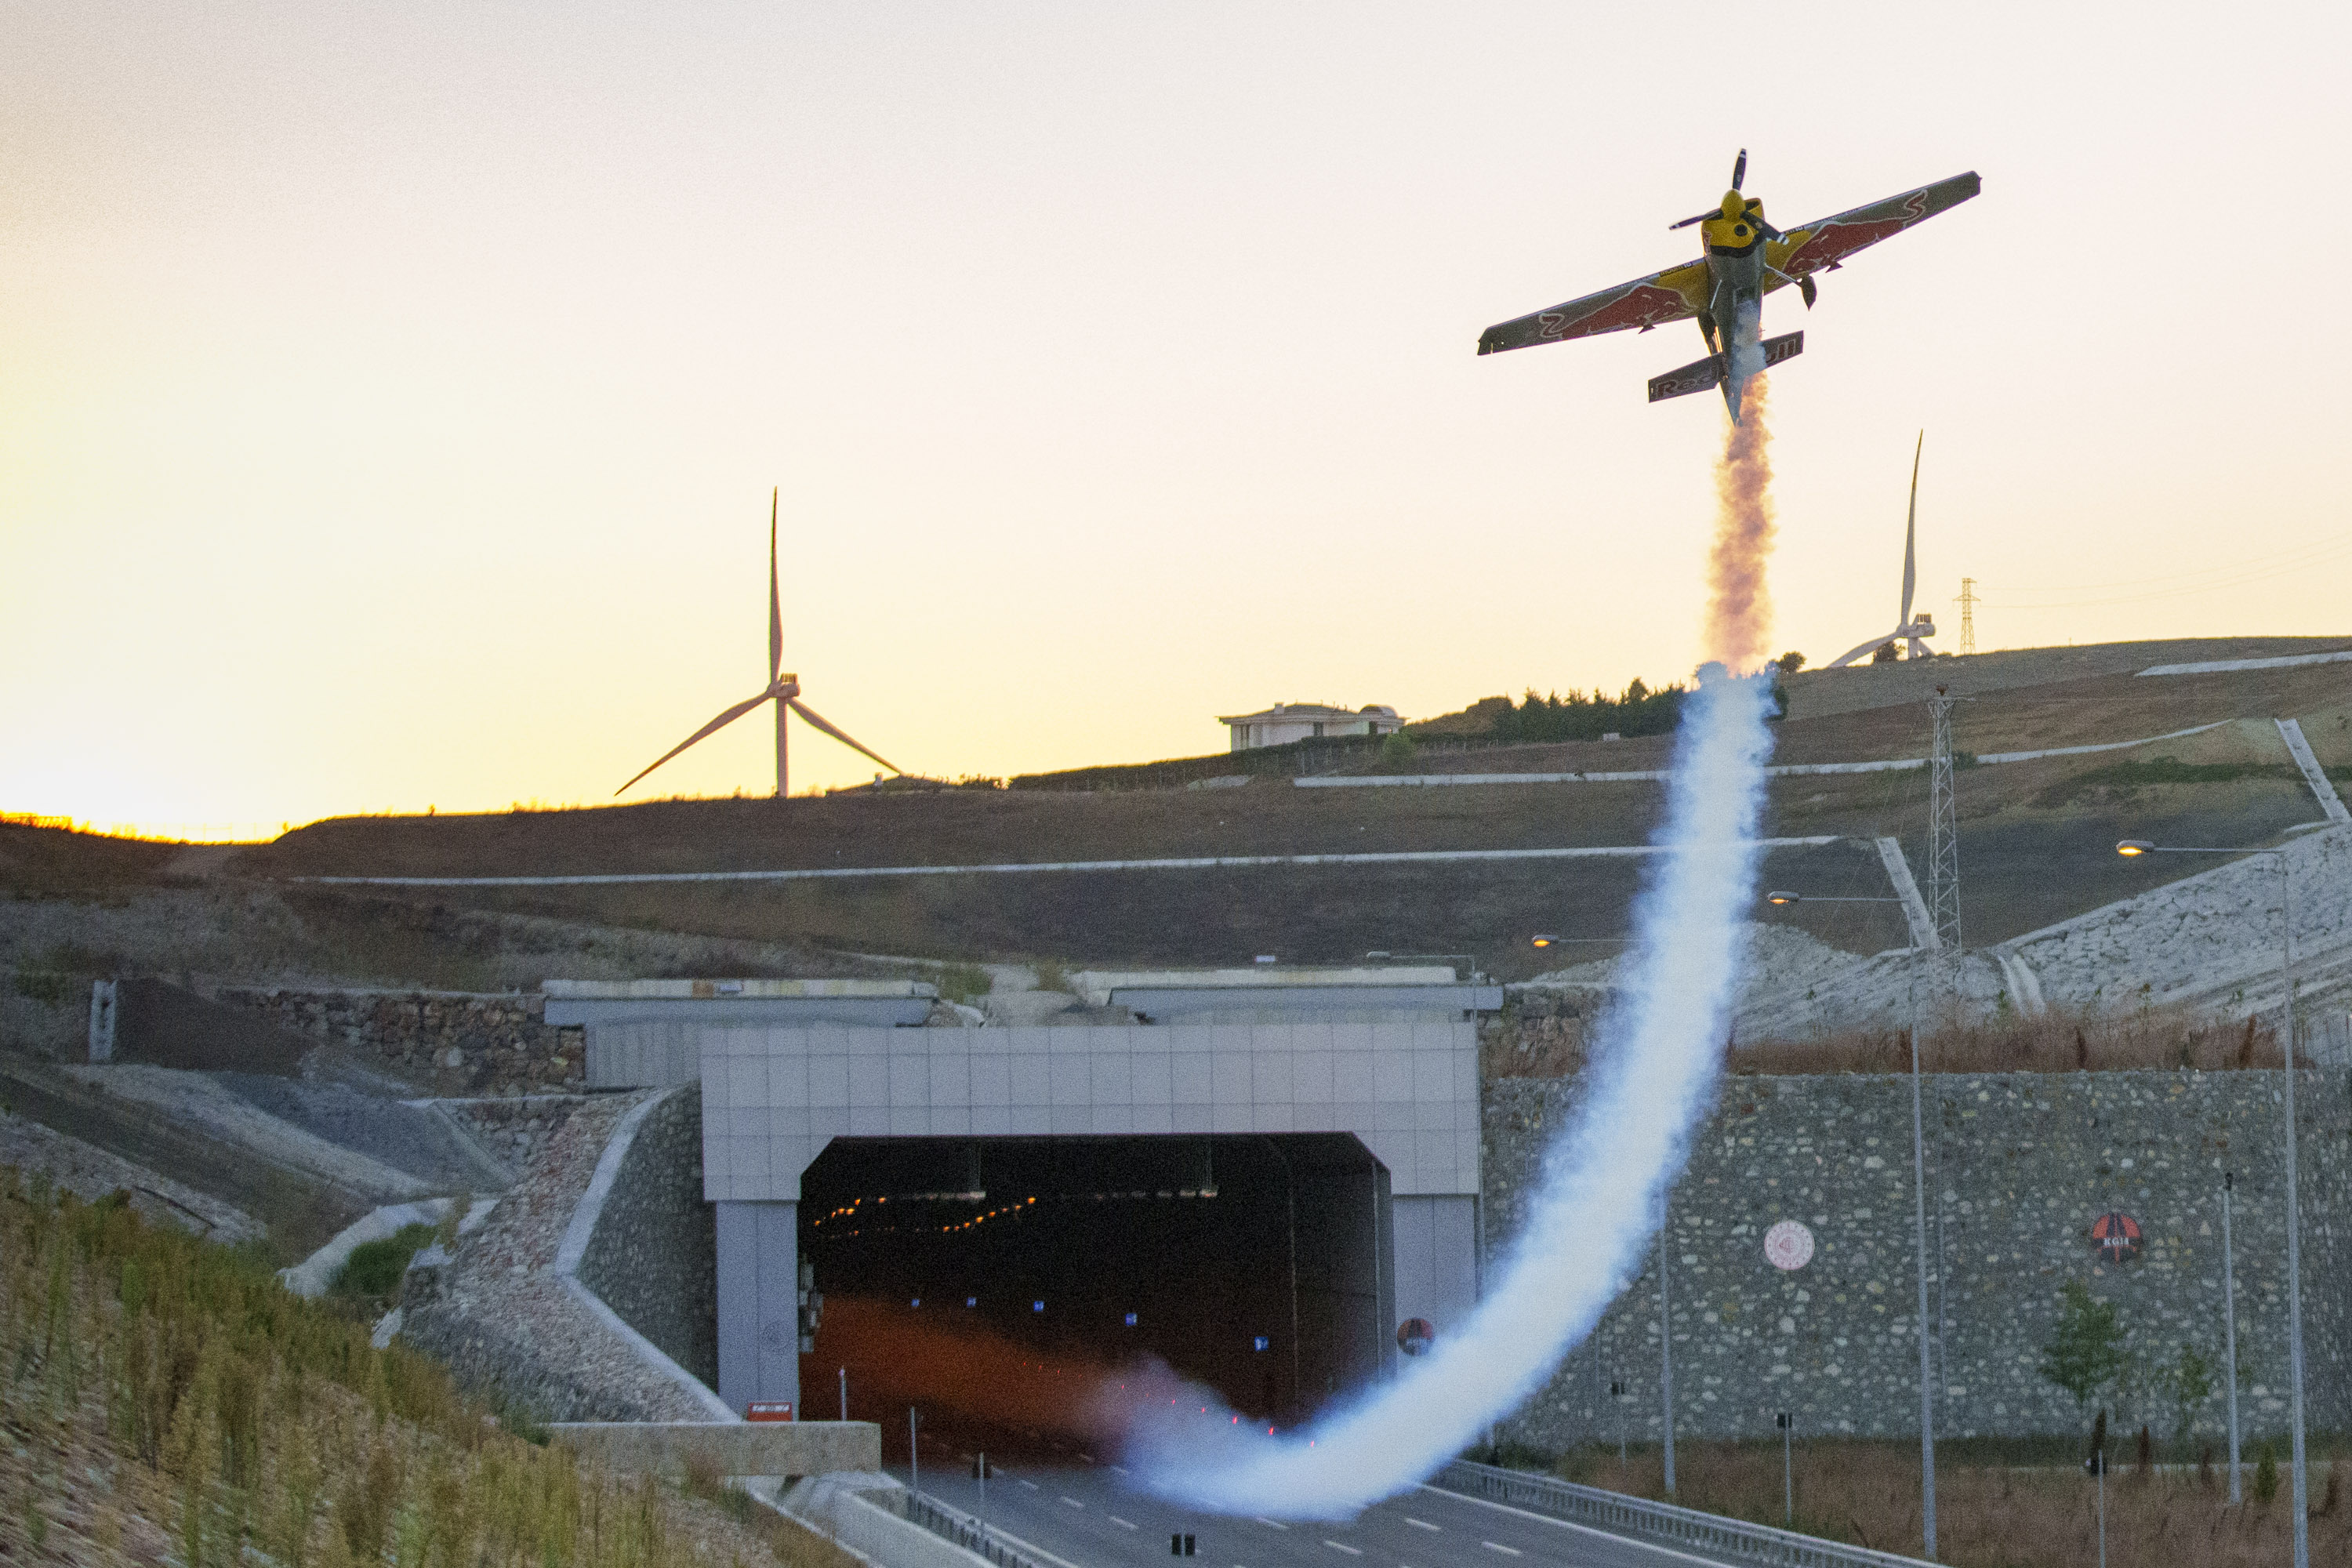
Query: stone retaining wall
578 1087 717 1388
445 1096 591 1173
1485 1068 2350 1450
212 986 583 1096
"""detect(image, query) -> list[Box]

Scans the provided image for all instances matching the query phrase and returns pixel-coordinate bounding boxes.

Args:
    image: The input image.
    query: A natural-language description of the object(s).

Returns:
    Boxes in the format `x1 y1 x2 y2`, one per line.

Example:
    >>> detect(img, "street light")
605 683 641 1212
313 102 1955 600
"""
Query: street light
1769 889 1936 1557
1529 934 1631 948
2114 838 2307 1568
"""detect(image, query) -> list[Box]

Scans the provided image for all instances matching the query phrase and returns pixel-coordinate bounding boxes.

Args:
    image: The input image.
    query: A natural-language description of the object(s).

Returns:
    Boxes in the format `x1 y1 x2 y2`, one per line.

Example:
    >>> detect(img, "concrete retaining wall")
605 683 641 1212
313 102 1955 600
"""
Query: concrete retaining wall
551 1420 880 1478
1486 1068 2350 1450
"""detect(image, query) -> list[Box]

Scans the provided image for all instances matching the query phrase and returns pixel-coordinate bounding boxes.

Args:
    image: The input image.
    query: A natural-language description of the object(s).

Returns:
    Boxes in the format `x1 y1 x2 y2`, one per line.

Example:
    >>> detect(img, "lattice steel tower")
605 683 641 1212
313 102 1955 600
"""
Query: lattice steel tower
1926 686 1963 986
1956 577 1979 655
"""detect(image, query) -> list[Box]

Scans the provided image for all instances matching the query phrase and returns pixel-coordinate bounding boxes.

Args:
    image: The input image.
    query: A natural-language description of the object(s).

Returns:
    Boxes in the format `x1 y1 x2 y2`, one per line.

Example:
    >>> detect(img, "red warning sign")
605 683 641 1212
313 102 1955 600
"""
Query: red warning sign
747 1401 796 1422
2089 1212 2141 1263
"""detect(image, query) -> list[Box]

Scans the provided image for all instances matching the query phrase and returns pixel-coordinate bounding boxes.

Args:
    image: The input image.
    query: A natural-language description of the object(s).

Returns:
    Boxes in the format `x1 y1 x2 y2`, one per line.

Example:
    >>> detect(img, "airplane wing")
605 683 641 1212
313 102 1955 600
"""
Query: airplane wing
1477 260 1708 356
1771 172 1980 281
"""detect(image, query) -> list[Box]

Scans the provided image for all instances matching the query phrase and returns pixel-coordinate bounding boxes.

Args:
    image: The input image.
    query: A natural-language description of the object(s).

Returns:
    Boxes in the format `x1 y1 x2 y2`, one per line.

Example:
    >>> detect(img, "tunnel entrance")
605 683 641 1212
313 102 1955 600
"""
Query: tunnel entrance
800 1134 1391 1434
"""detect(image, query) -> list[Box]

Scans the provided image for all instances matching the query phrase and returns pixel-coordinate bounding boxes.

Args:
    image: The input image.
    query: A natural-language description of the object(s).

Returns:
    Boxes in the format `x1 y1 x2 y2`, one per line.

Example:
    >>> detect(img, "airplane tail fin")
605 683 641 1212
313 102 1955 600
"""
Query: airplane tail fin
1647 331 1804 403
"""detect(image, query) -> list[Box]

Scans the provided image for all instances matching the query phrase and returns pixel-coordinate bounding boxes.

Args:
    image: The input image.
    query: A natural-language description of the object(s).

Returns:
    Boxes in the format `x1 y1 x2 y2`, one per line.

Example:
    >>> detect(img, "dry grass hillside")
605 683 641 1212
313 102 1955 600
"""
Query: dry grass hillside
6 639 2347 982
0 1173 852 1568
1554 1436 2350 1568
195 646 2351 978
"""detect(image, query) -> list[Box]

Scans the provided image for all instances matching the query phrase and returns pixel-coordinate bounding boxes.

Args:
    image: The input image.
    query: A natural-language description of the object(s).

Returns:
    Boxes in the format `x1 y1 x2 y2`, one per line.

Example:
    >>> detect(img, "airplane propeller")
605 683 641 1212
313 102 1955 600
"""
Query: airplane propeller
1671 147 1777 232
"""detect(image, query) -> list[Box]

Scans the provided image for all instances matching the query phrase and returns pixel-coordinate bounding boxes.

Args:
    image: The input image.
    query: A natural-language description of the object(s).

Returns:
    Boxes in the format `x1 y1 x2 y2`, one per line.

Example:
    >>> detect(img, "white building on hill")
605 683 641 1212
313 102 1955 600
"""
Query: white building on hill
1219 701 1403 751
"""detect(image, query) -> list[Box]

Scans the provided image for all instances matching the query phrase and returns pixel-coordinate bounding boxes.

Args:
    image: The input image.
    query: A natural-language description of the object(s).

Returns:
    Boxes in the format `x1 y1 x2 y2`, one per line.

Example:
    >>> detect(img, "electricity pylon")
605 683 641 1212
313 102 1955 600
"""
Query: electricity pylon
1926 687 1963 993
1956 578 1979 656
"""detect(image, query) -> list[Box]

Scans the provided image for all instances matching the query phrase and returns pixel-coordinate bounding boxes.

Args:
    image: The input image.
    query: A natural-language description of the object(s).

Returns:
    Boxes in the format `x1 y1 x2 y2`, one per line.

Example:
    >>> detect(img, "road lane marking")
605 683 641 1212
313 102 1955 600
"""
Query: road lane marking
1323 1542 1363 1556
1060 1497 1086 1509
1019 1480 1040 1490
1254 1519 1290 1530
1110 1517 1138 1530
1406 1519 1440 1532
1482 1544 1522 1556
1108 1465 1130 1475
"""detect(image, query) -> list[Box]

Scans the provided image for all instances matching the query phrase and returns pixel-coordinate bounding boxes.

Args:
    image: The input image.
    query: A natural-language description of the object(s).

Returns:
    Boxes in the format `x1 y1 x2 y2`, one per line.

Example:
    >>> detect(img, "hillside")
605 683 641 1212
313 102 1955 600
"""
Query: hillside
208 639 2350 980
6 637 2347 987
0 1178 846 1568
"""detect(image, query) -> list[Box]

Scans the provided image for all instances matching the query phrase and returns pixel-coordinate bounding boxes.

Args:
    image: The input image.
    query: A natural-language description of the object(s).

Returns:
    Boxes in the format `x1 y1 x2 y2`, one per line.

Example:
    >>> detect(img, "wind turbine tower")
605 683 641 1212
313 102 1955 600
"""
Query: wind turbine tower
616 490 902 800
1827 434 1937 668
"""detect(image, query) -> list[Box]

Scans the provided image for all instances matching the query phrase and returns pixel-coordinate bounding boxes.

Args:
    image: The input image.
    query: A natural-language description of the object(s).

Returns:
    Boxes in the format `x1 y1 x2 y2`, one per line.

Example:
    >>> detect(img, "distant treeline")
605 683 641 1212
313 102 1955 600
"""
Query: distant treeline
1483 679 1687 745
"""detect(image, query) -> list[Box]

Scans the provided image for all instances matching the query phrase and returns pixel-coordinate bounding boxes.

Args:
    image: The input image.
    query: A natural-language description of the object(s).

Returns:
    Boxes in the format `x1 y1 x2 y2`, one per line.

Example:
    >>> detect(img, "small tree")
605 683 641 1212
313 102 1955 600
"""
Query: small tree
1775 651 1807 674
2040 1280 2127 1413
2165 1342 2216 1455
1377 731 1421 771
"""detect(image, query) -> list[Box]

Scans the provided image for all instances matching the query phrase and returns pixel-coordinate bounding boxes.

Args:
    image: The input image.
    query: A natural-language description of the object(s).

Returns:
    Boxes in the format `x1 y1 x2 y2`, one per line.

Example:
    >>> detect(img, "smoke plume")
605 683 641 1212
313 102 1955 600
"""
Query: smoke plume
1704 372 1777 668
1123 667 1779 1517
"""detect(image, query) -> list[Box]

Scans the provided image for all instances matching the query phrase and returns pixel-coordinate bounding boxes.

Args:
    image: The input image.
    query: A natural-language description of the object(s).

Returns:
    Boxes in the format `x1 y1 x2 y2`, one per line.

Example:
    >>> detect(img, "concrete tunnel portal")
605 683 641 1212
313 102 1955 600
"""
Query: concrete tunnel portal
800 1134 1392 1431
554 974 1500 1432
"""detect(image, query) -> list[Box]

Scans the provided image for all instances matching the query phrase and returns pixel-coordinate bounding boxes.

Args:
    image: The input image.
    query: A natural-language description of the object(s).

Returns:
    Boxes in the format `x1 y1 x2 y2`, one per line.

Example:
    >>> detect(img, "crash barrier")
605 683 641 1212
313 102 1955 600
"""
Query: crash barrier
906 1490 1067 1568
1436 1459 1936 1568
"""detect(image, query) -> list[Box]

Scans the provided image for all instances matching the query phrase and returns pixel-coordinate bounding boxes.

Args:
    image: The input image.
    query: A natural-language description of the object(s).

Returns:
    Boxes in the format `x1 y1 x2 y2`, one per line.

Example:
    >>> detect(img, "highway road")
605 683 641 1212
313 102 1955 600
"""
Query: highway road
890 1456 1731 1568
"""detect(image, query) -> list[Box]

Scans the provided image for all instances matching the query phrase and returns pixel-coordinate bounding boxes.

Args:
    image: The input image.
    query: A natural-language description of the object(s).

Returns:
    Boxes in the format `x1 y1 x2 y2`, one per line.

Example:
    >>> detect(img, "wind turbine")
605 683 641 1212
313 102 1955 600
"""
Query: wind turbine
1826 434 1938 668
615 490 902 799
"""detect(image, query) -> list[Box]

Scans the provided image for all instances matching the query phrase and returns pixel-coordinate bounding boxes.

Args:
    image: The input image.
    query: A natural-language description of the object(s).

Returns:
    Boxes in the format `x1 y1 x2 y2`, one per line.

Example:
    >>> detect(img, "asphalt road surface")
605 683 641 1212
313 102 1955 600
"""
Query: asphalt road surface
891 1457 1731 1568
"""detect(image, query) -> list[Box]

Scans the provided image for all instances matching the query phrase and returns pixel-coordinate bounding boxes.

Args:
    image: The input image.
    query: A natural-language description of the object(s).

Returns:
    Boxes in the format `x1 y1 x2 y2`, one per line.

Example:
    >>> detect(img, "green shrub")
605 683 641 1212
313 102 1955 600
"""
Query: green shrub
333 1223 438 1299
2255 1442 2280 1502
1376 731 1421 771
935 963 993 1006
10 971 74 1005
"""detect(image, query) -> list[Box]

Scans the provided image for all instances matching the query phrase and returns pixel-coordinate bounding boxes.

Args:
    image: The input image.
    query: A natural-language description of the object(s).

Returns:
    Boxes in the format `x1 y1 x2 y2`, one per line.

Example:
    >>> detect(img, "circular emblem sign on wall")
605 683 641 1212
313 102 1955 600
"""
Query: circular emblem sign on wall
2090 1211 2142 1262
1763 1219 1816 1272
1396 1318 1436 1356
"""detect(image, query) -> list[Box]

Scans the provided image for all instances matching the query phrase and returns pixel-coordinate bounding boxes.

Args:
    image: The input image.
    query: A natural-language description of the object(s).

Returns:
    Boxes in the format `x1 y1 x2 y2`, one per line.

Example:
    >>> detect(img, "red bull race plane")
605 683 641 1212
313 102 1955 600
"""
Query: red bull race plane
1478 152 1979 422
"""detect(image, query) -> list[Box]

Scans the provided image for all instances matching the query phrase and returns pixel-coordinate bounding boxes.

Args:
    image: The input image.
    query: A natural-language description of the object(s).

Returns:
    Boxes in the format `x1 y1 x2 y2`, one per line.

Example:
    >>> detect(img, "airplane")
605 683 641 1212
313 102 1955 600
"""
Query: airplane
1476 151 1980 422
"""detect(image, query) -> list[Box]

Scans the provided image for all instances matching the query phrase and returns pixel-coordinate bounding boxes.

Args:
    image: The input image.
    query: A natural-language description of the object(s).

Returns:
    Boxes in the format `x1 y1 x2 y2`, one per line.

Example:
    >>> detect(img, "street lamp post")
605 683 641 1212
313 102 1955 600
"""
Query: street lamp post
2223 1170 2241 1504
1769 891 1936 1558
2116 840 2306 1568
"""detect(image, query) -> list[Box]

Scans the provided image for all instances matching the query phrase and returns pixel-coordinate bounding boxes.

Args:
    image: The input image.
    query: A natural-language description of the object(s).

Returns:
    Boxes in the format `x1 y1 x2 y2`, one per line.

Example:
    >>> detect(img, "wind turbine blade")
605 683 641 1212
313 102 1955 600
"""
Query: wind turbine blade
615 687 781 796
786 698 901 775
768 488 783 684
1900 432 1922 627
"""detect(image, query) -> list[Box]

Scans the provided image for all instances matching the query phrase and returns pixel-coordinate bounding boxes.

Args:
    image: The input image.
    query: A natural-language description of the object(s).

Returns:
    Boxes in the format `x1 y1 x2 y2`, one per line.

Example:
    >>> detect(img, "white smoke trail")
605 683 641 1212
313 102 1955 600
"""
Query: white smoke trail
1123 666 1779 1517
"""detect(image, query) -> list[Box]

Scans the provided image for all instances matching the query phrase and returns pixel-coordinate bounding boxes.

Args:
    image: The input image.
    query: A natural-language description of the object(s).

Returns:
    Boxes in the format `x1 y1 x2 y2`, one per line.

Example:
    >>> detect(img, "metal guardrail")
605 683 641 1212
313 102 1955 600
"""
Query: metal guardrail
1436 1460 1936 1568
906 1490 1066 1568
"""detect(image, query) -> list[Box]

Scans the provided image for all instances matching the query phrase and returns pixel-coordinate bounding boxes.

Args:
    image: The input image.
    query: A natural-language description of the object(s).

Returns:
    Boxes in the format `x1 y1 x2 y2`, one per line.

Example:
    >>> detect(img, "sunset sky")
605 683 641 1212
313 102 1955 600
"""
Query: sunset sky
5 2 2347 836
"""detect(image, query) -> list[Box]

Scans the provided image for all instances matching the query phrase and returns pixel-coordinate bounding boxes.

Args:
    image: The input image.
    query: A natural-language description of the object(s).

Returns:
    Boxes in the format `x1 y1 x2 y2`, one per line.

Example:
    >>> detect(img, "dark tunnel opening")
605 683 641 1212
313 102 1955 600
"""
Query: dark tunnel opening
800 1134 1391 1442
